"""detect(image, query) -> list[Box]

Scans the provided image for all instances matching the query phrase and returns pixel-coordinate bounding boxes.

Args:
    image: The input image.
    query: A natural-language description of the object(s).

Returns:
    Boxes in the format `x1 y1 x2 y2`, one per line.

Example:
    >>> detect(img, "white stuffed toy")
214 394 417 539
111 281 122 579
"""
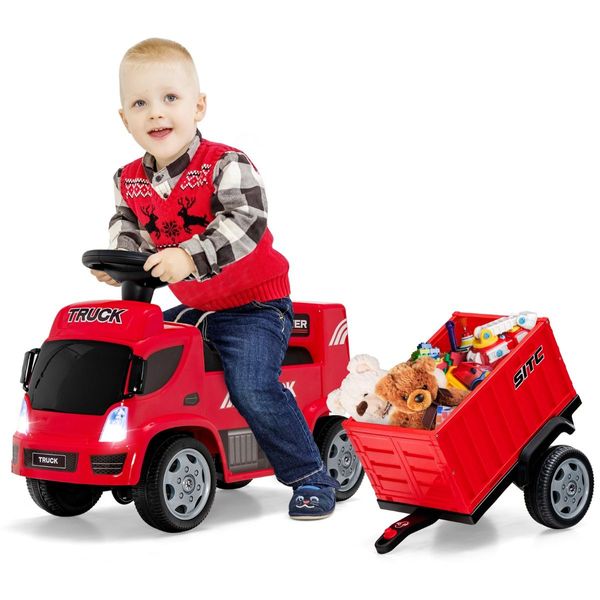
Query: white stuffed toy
327 354 392 424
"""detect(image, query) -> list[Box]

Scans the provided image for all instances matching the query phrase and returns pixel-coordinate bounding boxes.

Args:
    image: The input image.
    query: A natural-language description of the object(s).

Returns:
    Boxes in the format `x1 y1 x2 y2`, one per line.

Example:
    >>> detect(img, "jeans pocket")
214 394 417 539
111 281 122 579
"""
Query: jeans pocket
251 300 286 320
251 300 291 335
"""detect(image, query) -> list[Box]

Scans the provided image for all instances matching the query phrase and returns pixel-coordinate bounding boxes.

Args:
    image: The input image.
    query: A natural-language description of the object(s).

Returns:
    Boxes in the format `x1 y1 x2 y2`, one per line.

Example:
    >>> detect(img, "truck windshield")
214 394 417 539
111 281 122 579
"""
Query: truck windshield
29 340 132 416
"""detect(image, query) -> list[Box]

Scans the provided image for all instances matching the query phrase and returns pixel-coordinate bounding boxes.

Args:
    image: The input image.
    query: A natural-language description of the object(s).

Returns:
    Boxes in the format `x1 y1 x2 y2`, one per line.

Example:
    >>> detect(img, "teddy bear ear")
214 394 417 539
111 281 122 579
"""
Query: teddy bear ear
414 356 437 373
348 354 381 374
326 389 345 415
389 361 410 375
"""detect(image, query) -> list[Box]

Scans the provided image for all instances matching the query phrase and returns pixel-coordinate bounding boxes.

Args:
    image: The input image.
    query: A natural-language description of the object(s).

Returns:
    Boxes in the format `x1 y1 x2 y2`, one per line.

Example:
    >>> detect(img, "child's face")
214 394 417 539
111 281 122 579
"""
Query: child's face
119 59 206 170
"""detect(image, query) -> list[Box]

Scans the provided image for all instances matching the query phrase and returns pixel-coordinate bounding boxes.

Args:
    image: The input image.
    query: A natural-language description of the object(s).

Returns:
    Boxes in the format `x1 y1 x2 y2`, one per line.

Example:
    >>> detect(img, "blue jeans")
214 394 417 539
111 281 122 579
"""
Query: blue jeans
163 297 340 490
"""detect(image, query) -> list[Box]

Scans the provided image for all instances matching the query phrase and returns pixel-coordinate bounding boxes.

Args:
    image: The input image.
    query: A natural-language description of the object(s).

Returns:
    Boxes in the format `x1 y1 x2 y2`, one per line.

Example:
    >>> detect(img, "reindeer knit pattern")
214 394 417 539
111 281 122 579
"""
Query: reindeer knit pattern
112 133 290 311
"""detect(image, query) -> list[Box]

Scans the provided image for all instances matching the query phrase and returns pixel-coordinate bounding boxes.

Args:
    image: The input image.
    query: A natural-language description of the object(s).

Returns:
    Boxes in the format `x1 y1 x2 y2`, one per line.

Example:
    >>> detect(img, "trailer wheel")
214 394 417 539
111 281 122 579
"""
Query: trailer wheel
523 485 544 525
26 478 103 517
524 445 594 529
317 418 364 501
132 436 216 533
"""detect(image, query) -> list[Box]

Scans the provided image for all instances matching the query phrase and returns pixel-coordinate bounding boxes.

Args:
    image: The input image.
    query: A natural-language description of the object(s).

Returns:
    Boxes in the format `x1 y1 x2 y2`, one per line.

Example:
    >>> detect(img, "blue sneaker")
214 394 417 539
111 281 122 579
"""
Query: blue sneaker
288 485 336 520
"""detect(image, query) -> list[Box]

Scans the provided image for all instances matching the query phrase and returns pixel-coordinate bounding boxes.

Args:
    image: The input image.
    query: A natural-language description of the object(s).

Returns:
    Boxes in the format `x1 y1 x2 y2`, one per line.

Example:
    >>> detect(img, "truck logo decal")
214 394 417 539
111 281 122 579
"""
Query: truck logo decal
221 393 233 409
220 382 297 409
329 318 348 346
292 314 310 337
514 345 544 389
67 307 128 324
32 452 67 470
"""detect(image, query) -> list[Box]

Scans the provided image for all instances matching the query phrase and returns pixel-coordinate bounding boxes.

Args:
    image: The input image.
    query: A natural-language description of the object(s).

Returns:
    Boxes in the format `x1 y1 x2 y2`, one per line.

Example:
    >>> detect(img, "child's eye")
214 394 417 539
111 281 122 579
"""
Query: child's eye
132 99 145 108
165 94 177 102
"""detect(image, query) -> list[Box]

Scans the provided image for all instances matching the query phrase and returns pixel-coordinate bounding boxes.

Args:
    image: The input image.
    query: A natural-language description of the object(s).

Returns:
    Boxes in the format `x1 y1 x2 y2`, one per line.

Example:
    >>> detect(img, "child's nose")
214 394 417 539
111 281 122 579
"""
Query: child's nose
148 103 165 119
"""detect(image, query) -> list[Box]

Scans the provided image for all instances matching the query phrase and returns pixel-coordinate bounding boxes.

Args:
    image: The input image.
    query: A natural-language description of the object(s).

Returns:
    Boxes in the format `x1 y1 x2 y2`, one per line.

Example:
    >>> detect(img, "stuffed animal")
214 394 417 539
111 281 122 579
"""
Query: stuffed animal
327 354 392 424
374 356 469 429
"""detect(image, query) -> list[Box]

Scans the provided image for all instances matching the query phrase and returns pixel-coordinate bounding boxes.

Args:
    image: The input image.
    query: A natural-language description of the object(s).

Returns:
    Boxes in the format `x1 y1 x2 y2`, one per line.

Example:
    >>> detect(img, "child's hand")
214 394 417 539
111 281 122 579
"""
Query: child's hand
143 248 195 283
90 269 121 287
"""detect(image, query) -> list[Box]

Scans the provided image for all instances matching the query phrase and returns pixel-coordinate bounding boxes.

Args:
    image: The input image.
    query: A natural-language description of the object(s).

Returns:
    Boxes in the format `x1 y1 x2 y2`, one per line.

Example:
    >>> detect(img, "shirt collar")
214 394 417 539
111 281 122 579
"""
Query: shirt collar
142 128 202 181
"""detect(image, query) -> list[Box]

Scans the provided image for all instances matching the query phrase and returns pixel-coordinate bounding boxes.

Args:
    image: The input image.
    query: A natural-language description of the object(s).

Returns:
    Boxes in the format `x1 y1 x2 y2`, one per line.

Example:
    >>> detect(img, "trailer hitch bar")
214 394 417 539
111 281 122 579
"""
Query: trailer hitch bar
375 508 439 554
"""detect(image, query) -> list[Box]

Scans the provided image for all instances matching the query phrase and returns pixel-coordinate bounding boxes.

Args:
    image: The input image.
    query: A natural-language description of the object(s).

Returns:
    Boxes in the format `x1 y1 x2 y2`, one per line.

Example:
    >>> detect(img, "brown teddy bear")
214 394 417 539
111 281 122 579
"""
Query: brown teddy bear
374 357 469 429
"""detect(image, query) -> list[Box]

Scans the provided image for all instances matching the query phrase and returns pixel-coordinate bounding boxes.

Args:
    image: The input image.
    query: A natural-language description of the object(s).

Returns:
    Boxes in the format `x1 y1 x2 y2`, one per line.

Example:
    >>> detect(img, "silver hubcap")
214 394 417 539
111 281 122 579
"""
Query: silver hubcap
326 429 362 491
163 448 211 520
550 457 590 519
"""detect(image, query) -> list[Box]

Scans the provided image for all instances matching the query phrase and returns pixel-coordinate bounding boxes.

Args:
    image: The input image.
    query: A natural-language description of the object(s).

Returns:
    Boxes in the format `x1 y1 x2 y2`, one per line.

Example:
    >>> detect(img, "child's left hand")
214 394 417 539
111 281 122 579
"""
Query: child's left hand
143 248 195 283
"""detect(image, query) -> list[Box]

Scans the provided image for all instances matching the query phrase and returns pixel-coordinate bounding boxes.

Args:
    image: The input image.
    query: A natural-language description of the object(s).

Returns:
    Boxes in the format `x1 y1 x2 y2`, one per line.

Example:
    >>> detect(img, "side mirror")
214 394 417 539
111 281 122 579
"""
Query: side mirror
20 349 40 392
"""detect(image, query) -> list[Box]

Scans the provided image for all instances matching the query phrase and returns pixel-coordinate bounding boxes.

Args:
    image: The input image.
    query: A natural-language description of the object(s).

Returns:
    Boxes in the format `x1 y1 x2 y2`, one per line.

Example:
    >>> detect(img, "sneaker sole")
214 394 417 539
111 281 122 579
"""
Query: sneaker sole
289 512 334 520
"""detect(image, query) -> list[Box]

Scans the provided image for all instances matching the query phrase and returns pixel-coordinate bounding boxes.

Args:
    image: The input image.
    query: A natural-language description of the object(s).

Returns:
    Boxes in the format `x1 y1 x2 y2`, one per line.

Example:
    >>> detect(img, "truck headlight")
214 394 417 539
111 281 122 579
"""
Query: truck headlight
17 398 29 434
99 406 128 443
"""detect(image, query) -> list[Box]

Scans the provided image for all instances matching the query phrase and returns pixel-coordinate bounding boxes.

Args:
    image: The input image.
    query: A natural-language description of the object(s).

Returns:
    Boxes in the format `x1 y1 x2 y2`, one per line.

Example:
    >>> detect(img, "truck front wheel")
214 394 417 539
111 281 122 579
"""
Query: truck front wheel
26 478 103 517
132 436 216 533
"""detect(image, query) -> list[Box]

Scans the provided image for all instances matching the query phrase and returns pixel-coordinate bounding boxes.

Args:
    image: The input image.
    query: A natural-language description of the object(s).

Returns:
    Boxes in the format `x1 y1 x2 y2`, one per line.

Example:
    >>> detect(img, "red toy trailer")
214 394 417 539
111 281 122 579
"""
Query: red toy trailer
343 311 594 554
12 250 364 532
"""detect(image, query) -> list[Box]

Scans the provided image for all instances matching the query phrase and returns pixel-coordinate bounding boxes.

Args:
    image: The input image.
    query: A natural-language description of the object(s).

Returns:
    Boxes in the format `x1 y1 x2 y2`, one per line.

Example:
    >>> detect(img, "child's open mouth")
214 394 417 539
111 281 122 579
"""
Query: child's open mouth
148 128 173 139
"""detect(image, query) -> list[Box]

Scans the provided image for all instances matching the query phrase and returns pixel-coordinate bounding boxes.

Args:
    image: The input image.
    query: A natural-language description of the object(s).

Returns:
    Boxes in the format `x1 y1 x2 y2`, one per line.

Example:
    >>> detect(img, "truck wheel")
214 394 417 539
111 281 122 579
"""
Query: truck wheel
216 478 252 490
112 487 134 504
317 418 364 501
524 445 594 529
26 478 103 517
132 436 216 533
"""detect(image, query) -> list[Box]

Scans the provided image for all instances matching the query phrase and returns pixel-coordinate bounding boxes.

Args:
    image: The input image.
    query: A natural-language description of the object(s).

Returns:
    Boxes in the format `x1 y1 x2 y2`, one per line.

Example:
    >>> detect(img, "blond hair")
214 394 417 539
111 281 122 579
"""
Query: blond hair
122 37 194 64
119 38 200 100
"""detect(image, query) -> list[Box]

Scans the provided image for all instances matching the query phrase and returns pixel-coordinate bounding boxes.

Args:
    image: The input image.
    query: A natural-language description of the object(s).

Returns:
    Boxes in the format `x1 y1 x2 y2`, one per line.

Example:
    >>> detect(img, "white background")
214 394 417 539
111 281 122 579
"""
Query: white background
1 1 597 598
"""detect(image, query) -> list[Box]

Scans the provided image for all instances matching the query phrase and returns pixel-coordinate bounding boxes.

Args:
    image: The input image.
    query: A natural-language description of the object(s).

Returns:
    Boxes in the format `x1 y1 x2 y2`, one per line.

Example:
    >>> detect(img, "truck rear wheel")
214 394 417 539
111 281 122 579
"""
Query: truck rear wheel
316 418 364 501
132 436 216 533
524 445 593 529
26 478 103 517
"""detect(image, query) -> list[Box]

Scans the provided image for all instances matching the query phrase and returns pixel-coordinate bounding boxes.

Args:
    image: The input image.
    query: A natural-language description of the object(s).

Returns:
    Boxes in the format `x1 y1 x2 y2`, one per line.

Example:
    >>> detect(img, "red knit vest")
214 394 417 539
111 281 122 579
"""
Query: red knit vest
119 138 290 310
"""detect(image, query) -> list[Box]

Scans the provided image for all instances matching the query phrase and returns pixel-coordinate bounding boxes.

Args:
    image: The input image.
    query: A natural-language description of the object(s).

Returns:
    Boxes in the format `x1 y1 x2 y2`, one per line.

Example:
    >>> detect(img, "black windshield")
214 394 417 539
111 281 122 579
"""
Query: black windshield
29 340 132 416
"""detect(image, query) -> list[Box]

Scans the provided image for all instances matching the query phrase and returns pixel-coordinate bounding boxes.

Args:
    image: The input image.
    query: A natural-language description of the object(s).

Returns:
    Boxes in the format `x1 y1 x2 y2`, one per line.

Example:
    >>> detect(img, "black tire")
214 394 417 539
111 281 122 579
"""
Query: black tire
524 445 594 529
112 487 134 505
26 478 103 517
316 417 364 501
313 416 339 450
524 483 544 525
132 436 216 533
216 478 252 490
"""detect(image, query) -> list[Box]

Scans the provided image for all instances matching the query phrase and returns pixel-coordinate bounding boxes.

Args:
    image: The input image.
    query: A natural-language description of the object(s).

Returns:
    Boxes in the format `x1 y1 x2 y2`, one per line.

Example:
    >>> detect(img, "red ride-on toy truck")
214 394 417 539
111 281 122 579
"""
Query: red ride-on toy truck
12 250 364 532
344 311 594 554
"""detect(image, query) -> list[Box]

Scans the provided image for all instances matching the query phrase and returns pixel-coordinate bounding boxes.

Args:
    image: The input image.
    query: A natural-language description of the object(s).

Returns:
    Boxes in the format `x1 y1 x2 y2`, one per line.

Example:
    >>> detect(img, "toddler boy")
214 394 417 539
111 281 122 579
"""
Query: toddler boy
91 38 340 519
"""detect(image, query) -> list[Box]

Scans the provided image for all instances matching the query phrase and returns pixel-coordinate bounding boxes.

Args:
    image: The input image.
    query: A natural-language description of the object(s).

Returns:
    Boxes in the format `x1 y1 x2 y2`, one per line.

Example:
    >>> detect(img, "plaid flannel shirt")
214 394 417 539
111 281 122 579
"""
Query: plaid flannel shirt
108 129 268 282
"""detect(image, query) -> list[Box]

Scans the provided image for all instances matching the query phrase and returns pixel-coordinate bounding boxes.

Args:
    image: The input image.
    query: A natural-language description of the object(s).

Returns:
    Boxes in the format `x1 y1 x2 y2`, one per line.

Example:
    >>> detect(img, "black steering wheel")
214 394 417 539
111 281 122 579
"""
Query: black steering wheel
82 249 168 303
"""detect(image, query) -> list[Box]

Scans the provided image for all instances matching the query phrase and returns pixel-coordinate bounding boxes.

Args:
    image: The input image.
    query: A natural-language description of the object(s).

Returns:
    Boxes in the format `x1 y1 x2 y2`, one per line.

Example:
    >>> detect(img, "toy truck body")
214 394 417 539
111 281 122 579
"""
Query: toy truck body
13 300 349 489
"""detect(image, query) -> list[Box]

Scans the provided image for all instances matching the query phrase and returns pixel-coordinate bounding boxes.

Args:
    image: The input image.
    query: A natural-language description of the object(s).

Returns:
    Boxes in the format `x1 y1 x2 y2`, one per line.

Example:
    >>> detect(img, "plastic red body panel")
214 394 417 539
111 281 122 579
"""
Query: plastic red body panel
12 300 349 486
343 312 577 516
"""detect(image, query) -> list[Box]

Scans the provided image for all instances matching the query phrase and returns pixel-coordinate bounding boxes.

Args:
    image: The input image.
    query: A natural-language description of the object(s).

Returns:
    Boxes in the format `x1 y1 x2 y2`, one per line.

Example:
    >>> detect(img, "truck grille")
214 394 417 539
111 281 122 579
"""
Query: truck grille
91 453 127 475
24 449 78 472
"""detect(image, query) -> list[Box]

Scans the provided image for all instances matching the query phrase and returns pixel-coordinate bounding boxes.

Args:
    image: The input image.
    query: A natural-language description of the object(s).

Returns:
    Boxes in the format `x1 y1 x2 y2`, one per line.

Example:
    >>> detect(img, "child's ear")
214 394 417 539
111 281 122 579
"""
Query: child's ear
195 93 207 122
118 108 130 133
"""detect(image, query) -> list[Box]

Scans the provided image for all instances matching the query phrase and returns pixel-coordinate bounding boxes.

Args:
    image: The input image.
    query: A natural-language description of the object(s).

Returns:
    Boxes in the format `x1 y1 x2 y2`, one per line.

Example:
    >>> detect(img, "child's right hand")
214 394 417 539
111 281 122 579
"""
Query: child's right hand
90 269 121 287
